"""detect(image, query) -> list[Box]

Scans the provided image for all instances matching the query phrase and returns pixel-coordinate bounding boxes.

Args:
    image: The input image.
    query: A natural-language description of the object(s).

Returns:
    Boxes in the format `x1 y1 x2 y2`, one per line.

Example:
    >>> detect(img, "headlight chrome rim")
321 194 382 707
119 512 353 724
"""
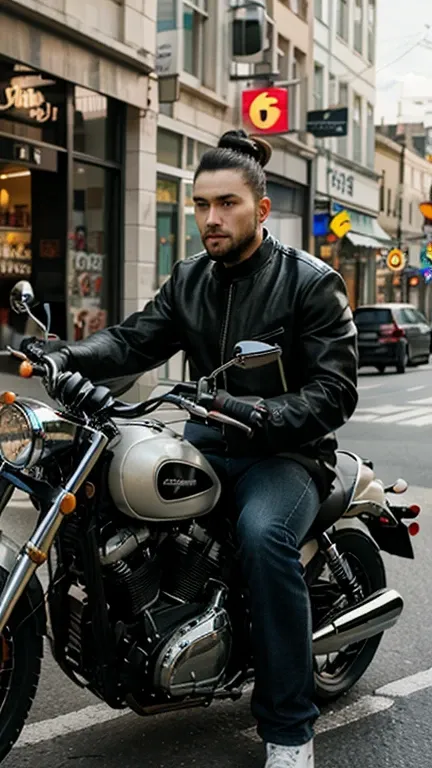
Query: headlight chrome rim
0 402 44 469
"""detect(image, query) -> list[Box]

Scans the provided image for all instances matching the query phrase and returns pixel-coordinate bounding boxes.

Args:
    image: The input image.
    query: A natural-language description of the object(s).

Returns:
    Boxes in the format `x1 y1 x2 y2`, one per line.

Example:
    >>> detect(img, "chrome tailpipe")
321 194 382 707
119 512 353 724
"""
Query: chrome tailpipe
312 588 403 655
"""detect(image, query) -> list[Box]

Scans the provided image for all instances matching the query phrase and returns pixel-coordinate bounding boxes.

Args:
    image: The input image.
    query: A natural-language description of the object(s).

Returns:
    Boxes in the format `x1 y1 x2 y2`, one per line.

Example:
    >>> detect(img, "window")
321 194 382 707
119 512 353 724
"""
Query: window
314 64 324 110
387 188 391 217
183 0 208 80
379 170 385 211
157 129 182 167
315 0 323 20
158 0 176 32
367 0 375 62
337 0 348 41
354 0 363 54
291 48 305 132
73 87 108 160
70 164 112 339
353 95 362 164
337 82 348 156
366 103 374 168
409 201 413 225
157 177 179 281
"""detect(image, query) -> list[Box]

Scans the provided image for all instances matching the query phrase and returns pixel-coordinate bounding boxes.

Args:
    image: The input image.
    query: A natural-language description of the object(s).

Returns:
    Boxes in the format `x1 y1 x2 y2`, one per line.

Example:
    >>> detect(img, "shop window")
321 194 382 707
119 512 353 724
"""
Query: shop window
157 177 178 281
73 87 108 160
185 182 202 258
69 163 112 341
157 128 182 167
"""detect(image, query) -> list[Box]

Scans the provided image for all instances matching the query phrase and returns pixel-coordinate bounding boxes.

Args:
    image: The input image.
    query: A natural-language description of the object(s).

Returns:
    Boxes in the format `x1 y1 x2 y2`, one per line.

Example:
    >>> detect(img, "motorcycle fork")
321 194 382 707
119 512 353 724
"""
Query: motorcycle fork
318 532 364 602
0 430 108 634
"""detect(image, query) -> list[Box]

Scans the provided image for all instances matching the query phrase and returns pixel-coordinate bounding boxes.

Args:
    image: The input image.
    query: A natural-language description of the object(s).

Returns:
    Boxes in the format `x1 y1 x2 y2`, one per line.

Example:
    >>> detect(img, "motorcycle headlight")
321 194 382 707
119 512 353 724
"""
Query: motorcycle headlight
0 400 76 469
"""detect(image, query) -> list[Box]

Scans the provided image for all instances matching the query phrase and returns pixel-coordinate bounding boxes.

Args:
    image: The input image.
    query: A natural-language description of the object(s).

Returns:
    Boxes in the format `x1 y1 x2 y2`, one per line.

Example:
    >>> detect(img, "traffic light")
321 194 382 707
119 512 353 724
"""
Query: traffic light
409 275 420 287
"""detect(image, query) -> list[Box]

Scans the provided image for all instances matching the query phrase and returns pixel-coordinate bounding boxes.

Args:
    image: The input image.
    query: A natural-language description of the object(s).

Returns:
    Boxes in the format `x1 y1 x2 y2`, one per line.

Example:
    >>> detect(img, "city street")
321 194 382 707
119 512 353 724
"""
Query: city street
1 364 432 766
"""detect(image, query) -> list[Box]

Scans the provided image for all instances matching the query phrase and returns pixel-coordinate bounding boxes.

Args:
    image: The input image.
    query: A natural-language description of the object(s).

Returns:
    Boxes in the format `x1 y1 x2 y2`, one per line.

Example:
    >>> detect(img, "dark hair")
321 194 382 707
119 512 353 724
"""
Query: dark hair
194 129 272 200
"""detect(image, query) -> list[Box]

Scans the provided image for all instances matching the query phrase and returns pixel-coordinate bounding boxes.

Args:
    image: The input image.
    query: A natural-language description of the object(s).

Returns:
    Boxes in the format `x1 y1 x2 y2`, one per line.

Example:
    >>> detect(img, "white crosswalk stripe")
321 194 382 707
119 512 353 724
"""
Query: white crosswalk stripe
351 396 432 428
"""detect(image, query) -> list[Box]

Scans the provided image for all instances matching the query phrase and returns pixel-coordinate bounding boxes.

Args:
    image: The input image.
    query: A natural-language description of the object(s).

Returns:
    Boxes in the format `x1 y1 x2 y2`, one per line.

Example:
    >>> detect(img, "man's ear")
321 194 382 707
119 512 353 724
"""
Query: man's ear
259 196 271 223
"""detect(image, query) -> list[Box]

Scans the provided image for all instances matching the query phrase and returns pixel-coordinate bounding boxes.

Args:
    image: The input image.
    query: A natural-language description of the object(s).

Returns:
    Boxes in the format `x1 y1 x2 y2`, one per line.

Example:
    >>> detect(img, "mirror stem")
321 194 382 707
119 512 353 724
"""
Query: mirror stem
207 359 235 382
26 309 49 342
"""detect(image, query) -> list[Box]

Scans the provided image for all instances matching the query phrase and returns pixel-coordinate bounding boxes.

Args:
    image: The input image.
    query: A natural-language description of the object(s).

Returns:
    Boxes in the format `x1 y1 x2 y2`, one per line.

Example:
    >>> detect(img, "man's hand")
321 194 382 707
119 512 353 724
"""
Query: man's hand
211 391 269 428
19 336 70 374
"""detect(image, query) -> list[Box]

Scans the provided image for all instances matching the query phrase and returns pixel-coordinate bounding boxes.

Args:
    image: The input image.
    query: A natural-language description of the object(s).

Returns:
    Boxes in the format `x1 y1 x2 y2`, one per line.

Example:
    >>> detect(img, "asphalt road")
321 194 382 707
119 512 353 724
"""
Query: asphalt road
1 365 432 767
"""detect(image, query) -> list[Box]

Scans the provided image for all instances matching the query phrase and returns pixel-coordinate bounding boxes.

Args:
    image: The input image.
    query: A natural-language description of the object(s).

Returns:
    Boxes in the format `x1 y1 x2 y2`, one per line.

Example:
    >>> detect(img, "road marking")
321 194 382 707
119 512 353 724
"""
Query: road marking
407 386 425 392
14 665 432 749
16 704 129 748
409 396 432 405
376 667 432 698
358 384 383 391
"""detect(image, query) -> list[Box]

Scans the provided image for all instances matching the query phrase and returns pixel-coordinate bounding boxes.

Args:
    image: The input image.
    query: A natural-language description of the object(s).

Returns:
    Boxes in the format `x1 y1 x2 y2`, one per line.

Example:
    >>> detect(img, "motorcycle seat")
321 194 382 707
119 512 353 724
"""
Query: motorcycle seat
311 450 360 533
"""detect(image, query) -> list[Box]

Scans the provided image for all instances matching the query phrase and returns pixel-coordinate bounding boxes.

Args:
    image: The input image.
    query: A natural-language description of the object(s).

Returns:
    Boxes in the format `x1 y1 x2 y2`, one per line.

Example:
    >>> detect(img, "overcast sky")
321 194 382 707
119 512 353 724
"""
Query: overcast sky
375 0 432 125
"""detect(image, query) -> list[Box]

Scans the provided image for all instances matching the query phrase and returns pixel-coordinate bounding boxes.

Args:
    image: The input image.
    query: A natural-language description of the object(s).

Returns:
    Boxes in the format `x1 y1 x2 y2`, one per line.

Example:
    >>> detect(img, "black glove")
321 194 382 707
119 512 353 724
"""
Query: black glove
19 336 70 374
211 391 268 427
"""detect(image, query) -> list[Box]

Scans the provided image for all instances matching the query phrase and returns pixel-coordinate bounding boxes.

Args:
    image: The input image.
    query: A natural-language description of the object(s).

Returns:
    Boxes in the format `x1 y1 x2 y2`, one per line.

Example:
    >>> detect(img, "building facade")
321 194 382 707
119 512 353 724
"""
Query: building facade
375 130 432 315
312 0 390 309
0 0 157 382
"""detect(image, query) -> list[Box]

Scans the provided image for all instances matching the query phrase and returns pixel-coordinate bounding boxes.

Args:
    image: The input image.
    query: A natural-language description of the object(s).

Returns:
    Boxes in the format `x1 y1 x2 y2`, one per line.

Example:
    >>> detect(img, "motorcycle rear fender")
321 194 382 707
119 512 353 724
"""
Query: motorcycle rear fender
0 532 47 636
343 462 387 518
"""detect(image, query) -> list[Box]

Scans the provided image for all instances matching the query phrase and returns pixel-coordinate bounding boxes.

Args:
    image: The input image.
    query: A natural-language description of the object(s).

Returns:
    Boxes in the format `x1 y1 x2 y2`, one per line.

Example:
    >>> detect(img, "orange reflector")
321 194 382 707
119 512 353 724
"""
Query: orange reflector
19 360 34 378
0 392 16 405
408 522 420 536
60 492 76 515
25 543 47 565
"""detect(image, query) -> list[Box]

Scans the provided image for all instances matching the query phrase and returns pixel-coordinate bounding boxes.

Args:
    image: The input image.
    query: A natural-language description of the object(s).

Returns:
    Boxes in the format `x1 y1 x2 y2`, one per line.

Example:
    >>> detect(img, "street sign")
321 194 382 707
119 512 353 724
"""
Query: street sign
387 248 406 272
329 210 351 238
306 107 348 138
241 88 289 134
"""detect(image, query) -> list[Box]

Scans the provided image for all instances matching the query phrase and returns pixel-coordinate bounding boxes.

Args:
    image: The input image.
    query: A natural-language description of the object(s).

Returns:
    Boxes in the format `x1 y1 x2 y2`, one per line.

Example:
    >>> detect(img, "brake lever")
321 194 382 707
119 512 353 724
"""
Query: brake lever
207 410 253 437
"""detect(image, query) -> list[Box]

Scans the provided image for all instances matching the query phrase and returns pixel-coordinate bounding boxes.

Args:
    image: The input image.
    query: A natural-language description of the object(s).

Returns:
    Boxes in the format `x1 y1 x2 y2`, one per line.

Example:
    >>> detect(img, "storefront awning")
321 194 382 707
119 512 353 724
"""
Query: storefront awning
346 232 386 249
345 212 393 249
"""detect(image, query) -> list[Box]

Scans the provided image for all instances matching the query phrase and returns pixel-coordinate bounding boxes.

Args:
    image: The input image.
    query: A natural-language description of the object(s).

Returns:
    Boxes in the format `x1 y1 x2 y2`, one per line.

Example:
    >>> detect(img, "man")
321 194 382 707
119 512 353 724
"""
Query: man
25 129 358 767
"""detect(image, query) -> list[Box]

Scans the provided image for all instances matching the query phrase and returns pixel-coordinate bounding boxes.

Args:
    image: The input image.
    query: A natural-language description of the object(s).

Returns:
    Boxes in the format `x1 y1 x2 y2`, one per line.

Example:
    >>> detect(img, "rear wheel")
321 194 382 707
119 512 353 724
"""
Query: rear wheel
376 364 386 374
396 345 408 374
0 568 43 761
309 529 386 704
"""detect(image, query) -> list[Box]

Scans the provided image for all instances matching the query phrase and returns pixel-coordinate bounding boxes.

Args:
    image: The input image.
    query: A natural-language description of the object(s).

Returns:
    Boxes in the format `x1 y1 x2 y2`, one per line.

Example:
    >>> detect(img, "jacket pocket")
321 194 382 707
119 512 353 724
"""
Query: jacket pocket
252 326 284 342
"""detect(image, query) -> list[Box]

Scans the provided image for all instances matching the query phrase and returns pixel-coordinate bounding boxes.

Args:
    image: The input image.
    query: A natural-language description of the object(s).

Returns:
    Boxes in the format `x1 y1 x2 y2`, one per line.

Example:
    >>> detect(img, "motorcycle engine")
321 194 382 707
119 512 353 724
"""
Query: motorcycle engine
101 520 233 697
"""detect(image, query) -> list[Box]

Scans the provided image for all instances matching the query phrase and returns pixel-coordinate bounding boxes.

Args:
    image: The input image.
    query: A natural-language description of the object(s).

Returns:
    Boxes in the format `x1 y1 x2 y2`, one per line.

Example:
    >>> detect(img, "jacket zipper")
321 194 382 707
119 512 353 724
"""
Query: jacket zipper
220 284 234 388
219 284 234 441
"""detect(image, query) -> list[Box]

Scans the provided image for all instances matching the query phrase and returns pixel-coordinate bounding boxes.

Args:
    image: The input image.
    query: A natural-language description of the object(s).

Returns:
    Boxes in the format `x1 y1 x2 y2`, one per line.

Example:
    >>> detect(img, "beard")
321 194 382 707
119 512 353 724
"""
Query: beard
203 218 259 265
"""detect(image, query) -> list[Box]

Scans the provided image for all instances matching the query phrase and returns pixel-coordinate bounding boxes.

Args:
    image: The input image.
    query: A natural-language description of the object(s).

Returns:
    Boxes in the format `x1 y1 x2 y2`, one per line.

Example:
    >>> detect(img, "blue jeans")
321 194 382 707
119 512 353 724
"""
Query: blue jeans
184 423 321 746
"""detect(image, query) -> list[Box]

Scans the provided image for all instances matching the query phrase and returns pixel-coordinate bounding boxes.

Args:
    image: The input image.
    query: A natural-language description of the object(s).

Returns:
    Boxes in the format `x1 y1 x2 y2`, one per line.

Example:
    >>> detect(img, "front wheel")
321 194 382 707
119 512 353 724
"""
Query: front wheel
309 529 386 704
0 568 43 761
396 345 408 374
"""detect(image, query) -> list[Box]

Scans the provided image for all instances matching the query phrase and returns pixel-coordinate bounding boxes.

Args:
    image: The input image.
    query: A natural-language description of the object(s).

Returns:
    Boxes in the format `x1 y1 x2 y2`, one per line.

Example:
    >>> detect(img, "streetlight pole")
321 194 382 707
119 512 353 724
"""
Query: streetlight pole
396 137 406 301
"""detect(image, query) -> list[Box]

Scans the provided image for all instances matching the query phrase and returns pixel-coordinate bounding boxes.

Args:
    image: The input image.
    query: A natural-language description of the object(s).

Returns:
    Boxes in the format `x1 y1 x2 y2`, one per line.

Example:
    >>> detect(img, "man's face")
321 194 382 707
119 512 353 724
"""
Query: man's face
193 169 270 264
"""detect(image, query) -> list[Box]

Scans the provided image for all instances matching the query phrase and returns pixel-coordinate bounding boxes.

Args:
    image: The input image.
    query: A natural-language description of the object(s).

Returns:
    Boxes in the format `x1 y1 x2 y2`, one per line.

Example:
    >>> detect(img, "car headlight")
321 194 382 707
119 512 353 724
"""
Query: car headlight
0 400 77 469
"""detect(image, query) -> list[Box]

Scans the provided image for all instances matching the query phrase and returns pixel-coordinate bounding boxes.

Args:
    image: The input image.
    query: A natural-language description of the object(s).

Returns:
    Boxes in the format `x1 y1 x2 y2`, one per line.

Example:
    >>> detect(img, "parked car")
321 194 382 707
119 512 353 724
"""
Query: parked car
353 303 431 374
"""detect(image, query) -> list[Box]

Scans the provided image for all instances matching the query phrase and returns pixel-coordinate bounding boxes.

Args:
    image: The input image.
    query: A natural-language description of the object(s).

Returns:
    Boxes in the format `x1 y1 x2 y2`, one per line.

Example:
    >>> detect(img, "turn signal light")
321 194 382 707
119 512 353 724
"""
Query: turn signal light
408 522 420 536
60 493 76 515
0 392 16 405
19 361 34 378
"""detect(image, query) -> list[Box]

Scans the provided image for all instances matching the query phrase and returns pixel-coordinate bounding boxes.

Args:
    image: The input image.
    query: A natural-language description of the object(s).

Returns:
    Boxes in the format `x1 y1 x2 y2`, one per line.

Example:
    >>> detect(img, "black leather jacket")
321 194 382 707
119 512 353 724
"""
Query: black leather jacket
59 231 358 465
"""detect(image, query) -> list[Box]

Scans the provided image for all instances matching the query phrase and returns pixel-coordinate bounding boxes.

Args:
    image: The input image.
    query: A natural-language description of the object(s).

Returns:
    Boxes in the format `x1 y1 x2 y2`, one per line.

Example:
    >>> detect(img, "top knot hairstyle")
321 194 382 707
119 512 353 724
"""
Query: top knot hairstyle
194 129 272 201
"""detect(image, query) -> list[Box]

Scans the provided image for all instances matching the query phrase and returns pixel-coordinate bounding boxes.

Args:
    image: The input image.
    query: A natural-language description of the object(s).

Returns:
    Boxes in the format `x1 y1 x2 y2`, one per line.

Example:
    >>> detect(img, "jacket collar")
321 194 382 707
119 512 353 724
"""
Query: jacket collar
212 229 274 284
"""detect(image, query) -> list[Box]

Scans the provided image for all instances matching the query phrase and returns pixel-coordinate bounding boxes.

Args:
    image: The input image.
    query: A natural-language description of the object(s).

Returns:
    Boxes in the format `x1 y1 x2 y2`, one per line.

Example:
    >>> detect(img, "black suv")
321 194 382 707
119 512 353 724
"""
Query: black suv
353 303 431 374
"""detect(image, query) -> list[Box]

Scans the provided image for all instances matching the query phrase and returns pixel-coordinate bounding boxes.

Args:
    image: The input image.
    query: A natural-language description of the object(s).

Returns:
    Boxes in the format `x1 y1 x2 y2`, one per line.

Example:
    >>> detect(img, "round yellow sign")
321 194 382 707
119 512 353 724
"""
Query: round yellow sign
386 248 405 272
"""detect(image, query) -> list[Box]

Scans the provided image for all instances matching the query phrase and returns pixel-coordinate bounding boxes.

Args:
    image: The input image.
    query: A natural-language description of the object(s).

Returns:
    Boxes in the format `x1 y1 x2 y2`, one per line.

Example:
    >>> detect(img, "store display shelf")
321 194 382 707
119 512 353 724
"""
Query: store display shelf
0 227 31 233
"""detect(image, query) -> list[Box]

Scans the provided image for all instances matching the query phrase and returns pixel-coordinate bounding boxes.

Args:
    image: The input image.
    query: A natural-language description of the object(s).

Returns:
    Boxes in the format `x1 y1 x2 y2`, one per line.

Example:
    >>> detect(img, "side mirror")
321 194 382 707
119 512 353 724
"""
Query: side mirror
233 340 282 369
10 281 35 314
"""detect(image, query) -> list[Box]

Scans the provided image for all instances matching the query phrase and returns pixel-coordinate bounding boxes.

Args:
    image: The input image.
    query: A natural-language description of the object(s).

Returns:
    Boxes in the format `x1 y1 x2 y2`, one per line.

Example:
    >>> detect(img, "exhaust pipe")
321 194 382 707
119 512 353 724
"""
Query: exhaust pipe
312 588 403 655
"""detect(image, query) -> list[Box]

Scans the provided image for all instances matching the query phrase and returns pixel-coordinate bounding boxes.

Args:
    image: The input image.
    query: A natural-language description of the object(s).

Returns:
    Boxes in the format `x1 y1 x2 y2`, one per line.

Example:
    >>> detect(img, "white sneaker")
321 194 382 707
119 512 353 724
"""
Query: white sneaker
265 740 314 768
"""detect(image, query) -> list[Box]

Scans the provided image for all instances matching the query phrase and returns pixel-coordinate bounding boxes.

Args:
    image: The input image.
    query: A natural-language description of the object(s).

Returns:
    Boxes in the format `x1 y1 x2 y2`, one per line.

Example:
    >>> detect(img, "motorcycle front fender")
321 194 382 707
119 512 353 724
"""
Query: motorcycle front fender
0 532 47 636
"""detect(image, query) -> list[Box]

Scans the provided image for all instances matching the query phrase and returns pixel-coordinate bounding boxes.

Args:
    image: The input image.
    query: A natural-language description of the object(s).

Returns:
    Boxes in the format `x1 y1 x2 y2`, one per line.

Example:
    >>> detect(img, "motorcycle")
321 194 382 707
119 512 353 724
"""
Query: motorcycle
0 280 420 762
